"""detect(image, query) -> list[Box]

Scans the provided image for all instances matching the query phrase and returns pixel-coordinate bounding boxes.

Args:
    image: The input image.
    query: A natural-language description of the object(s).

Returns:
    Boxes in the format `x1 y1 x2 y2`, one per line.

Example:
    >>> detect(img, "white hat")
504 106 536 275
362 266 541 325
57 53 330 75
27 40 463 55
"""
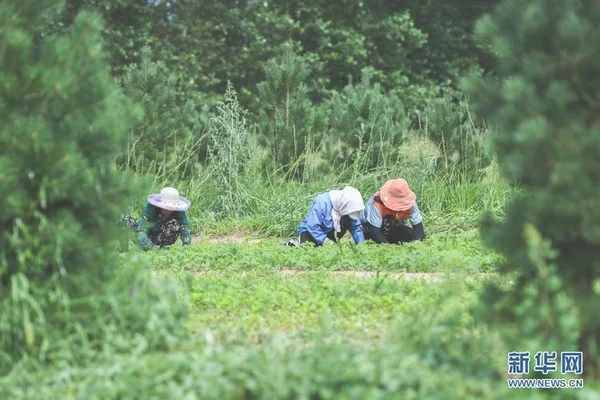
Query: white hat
147 187 191 212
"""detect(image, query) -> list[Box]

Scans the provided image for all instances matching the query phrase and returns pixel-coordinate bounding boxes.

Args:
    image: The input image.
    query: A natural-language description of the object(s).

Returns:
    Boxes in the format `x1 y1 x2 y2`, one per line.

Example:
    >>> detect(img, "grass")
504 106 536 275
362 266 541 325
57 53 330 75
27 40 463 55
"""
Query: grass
175 162 515 238
124 226 506 348
108 248 526 399
140 230 502 274
186 270 487 344
126 229 507 350
105 100 600 398
115 227 505 348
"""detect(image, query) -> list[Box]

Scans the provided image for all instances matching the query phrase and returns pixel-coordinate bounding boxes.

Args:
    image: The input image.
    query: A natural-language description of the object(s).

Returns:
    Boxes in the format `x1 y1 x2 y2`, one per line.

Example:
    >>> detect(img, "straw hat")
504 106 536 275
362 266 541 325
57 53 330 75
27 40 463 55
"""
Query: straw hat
379 179 416 211
147 187 191 212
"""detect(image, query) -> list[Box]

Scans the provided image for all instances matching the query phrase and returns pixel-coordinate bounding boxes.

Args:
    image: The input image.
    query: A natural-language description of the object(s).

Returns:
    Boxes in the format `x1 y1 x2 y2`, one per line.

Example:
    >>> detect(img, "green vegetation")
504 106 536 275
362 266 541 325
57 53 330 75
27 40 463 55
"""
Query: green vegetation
46 0 500 109
1 0 599 398
0 0 141 367
466 0 600 375
148 232 501 274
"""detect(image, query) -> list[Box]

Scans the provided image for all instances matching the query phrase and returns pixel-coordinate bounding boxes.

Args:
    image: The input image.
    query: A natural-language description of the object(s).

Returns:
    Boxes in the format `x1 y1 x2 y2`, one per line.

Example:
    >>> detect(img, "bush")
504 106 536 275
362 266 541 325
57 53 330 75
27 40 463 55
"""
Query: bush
207 82 252 218
0 0 190 381
418 89 490 173
119 46 209 181
256 43 327 180
323 69 407 176
465 0 600 375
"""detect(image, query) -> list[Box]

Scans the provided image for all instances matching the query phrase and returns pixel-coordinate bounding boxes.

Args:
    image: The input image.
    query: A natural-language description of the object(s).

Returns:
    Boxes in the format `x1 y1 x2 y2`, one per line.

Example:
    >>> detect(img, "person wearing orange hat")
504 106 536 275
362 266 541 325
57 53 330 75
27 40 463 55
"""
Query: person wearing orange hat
360 179 425 244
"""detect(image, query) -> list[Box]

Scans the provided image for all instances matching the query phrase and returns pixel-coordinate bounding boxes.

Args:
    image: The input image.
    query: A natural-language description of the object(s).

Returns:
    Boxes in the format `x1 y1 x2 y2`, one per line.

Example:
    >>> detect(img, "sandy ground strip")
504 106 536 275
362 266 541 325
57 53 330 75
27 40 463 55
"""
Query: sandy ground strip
193 268 492 283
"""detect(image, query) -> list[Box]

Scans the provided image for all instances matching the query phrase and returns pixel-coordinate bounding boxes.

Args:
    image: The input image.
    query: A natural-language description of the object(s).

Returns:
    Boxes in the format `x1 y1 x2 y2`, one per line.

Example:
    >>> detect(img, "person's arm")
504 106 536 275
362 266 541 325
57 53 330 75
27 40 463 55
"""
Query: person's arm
179 212 192 246
304 200 327 245
409 203 425 241
363 198 387 243
366 222 388 244
137 203 158 250
412 223 425 241
350 218 365 244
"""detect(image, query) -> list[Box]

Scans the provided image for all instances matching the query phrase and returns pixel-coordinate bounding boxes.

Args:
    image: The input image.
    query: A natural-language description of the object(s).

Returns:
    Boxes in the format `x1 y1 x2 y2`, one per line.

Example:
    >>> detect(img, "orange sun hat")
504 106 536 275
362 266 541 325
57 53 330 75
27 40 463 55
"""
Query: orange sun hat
379 179 416 211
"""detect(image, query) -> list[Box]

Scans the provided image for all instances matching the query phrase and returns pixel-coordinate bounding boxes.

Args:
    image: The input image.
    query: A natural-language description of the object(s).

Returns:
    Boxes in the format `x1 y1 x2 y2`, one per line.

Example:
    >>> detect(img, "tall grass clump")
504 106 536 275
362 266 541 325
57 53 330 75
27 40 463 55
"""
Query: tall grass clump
206 82 252 219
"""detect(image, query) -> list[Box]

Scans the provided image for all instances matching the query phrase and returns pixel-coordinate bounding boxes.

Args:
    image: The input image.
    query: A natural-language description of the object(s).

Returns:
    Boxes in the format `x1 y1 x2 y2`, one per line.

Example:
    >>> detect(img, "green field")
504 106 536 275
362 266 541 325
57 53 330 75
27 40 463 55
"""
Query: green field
3 0 599 397
143 232 501 341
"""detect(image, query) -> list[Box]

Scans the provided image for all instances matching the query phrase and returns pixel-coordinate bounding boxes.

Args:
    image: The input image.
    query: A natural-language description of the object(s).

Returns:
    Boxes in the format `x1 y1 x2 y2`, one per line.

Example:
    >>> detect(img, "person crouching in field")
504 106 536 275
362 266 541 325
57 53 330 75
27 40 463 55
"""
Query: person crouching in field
120 187 192 251
287 186 365 246
361 179 425 244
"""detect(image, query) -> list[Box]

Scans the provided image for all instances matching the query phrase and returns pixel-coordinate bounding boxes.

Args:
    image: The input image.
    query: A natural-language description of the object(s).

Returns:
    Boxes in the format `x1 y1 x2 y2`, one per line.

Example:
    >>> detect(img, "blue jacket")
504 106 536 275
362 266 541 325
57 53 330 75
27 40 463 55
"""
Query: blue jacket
297 193 365 245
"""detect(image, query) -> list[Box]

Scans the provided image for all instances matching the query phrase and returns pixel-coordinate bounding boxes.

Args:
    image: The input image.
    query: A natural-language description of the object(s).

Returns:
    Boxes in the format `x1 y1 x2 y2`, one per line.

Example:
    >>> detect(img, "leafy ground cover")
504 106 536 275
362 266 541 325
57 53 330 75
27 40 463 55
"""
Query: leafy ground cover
185 270 490 343
145 231 502 274
110 248 515 399
134 230 506 343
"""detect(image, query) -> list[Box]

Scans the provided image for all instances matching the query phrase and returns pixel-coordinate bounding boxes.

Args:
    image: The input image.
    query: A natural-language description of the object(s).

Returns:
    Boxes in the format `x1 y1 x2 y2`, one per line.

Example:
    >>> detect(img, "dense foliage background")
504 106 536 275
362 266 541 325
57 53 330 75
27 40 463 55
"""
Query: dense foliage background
45 0 499 110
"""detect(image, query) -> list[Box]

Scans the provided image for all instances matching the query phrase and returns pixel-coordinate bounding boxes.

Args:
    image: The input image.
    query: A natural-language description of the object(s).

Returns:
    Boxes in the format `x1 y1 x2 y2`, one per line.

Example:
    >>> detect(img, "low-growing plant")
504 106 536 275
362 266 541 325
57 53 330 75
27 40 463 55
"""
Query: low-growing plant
147 231 502 274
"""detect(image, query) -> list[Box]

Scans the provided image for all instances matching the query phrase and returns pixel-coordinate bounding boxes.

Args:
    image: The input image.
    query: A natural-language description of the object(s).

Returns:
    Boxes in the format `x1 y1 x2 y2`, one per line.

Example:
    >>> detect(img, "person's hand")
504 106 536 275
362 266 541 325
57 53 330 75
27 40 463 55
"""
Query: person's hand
145 243 161 251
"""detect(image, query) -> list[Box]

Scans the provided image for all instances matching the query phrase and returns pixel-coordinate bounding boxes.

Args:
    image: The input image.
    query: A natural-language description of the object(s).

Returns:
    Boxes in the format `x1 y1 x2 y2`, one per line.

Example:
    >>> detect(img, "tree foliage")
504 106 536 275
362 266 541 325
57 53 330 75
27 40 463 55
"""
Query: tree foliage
0 0 189 375
119 46 207 181
46 0 501 110
256 43 326 179
324 70 406 174
466 0 600 374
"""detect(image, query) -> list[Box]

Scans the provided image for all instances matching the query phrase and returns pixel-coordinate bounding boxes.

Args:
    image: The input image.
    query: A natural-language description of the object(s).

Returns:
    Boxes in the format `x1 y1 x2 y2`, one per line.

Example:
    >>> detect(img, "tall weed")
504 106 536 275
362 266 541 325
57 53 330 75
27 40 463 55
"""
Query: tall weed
206 82 251 219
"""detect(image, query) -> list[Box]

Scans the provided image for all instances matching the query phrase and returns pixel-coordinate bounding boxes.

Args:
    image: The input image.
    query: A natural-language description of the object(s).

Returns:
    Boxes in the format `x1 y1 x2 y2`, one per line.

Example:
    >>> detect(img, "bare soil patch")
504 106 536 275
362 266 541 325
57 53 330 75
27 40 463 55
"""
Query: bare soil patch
194 268 490 283
193 235 263 245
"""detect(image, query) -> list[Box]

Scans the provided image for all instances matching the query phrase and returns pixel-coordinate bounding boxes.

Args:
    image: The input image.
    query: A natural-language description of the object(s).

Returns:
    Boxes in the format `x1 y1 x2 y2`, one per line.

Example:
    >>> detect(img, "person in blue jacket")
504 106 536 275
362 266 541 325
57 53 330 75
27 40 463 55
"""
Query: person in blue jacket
287 186 365 246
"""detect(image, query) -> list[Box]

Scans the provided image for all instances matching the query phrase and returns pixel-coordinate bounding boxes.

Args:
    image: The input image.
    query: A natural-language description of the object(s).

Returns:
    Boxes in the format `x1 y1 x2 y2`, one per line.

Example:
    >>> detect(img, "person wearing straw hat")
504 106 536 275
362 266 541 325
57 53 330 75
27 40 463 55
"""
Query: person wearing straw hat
286 186 365 246
360 179 425 244
120 187 192 251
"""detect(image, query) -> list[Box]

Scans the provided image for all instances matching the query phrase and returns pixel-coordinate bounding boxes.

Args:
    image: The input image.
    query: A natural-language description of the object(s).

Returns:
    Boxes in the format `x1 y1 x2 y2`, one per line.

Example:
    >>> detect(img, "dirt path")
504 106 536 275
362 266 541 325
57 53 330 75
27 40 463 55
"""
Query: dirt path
281 270 446 281
281 270 493 282
193 235 263 245
194 269 492 283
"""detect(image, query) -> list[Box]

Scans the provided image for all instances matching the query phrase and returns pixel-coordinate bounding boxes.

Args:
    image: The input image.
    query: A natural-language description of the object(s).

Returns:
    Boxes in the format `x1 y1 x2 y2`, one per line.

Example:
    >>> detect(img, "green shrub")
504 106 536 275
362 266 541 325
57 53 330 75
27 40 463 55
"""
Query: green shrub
418 90 490 173
465 0 600 375
206 82 252 218
0 0 189 379
256 43 327 180
0 0 135 368
323 69 407 175
119 46 209 181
